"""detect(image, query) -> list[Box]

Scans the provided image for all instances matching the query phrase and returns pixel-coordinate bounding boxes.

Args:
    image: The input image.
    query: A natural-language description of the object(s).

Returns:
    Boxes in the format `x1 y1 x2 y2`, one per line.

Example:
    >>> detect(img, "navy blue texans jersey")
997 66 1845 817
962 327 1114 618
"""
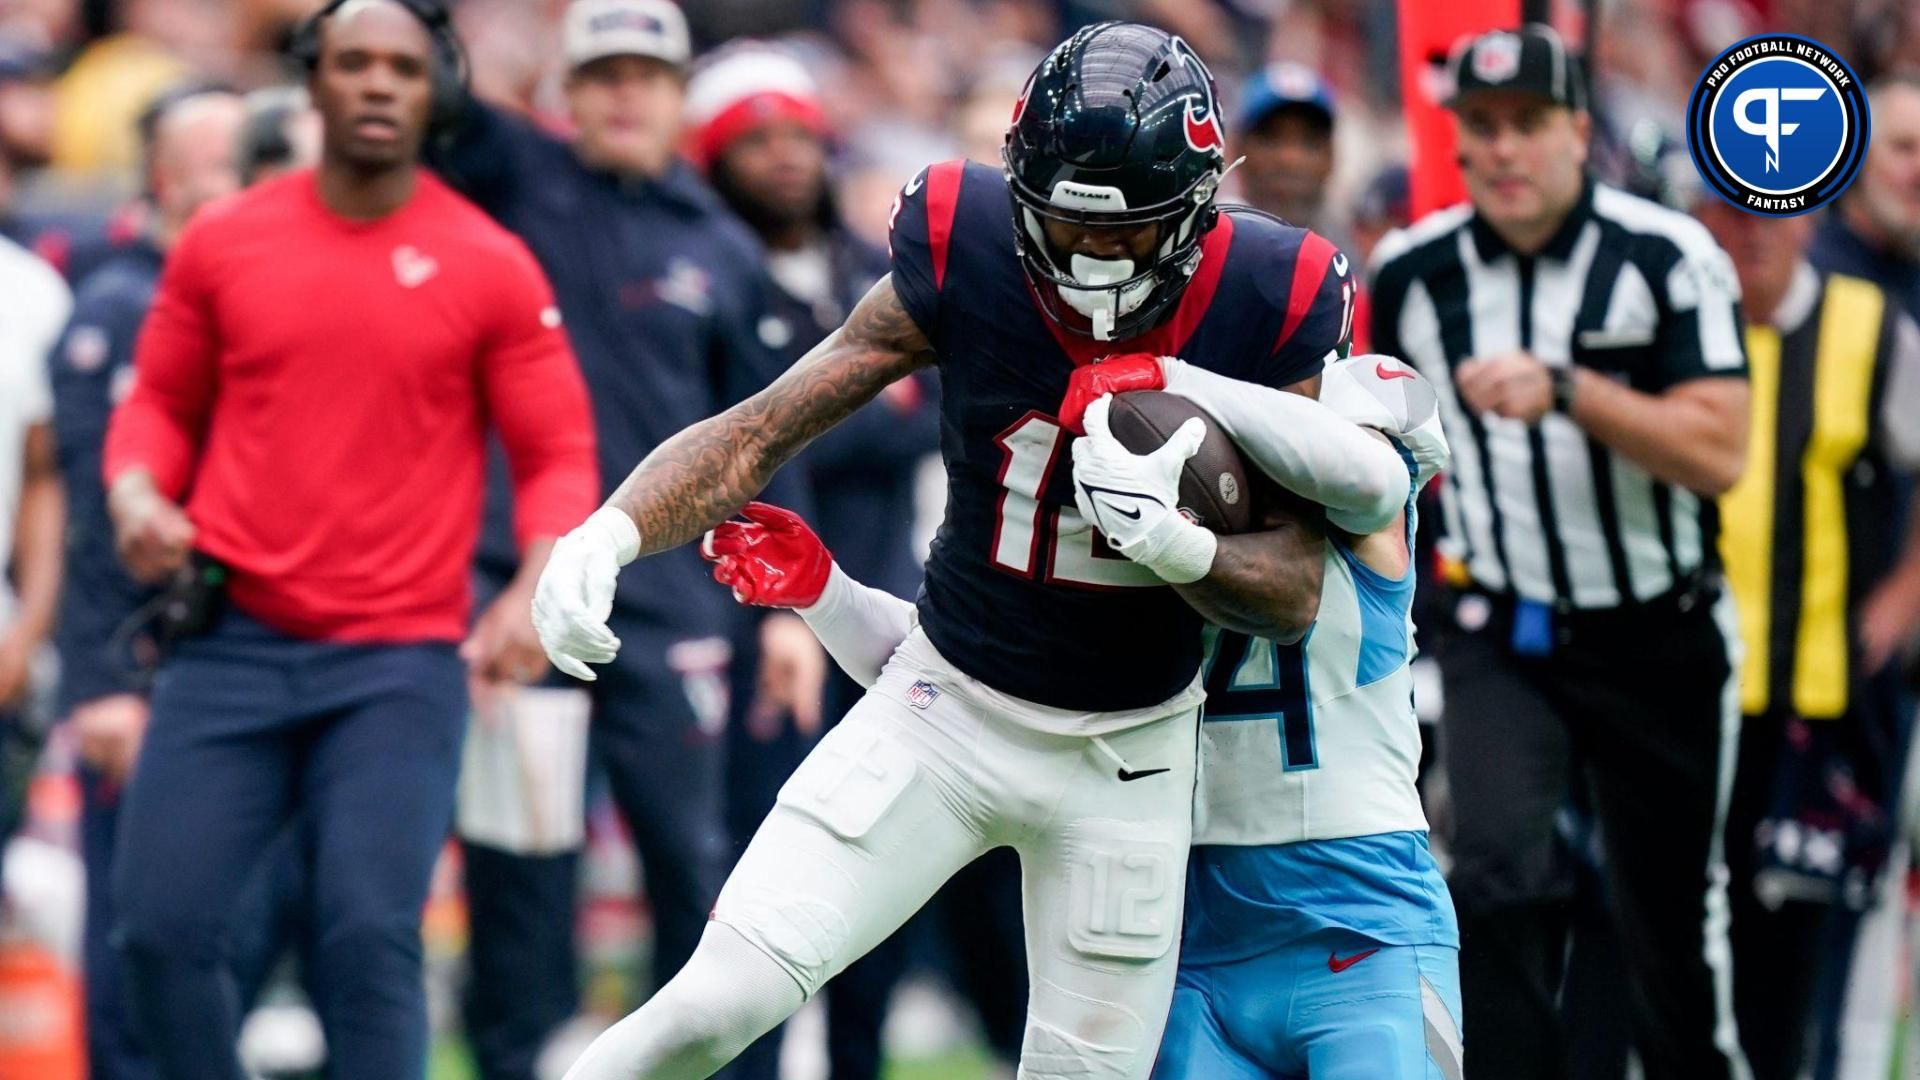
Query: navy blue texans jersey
889 159 1355 711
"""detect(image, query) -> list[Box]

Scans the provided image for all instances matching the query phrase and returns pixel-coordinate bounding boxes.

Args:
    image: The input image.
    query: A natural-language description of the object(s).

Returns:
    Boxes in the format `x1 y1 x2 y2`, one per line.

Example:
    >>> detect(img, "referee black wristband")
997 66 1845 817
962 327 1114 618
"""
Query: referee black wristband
1550 366 1579 414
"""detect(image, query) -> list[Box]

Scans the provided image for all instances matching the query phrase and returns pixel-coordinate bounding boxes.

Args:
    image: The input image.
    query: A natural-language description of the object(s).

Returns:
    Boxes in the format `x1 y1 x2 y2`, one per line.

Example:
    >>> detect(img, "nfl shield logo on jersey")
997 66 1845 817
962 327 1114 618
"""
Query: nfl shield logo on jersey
907 680 941 709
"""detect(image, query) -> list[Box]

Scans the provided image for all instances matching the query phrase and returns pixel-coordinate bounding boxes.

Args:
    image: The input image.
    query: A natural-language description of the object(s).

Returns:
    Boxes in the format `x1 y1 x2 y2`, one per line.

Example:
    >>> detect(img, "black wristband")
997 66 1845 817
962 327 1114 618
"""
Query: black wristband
1550 365 1578 414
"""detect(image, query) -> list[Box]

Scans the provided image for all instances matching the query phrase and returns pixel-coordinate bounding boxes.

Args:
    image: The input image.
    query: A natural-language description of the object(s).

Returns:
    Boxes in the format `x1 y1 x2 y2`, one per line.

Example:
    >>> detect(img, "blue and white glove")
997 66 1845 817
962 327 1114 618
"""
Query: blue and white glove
532 507 639 681
1317 354 1452 494
1069 395 1218 584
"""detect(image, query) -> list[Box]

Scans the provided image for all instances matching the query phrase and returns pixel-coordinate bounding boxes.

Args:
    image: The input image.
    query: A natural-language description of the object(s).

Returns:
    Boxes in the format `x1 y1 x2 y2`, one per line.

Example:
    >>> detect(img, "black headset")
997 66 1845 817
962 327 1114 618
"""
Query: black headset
290 0 469 136
236 87 306 184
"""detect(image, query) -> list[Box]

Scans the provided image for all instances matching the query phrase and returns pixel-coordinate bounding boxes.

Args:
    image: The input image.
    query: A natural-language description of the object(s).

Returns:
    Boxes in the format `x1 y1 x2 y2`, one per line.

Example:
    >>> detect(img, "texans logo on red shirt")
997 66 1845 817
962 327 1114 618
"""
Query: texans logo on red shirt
1182 94 1224 154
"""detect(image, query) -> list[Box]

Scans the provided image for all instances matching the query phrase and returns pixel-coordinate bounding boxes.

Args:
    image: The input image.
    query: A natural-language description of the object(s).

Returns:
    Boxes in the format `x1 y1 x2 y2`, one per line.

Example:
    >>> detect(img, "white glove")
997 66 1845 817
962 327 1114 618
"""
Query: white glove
1069 395 1218 584
1318 354 1453 494
532 507 640 681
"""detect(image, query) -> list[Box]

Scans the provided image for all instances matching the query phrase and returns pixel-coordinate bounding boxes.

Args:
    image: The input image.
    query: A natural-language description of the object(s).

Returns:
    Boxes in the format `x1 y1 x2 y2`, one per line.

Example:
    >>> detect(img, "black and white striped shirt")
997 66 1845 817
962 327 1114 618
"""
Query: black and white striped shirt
1369 181 1747 610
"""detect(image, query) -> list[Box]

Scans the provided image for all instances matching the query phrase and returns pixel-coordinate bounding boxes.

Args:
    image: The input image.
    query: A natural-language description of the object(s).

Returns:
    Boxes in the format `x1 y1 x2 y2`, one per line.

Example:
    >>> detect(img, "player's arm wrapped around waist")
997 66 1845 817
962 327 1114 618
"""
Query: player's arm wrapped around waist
1158 357 1408 535
695 501 916 689
797 563 918 689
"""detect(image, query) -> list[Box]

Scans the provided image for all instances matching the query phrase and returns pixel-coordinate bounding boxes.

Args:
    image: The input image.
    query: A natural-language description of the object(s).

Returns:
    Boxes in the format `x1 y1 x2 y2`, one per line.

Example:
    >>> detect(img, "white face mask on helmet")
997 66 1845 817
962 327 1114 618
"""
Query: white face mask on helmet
1016 167 1235 342
1058 254 1157 341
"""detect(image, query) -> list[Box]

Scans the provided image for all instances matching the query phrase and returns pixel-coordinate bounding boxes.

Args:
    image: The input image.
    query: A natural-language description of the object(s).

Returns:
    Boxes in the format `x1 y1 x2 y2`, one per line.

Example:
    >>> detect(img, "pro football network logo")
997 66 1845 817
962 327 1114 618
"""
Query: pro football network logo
1685 34 1868 216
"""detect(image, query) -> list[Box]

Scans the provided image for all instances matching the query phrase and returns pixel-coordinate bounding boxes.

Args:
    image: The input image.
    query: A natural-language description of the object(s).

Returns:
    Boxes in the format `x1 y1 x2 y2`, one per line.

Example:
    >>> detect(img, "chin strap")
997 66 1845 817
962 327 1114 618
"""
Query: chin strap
1062 254 1135 341
1063 253 1170 341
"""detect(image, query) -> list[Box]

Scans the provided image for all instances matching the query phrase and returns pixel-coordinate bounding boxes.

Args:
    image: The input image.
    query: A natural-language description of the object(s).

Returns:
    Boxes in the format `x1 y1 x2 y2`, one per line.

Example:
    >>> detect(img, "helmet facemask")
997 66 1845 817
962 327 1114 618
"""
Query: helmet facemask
1008 162 1221 342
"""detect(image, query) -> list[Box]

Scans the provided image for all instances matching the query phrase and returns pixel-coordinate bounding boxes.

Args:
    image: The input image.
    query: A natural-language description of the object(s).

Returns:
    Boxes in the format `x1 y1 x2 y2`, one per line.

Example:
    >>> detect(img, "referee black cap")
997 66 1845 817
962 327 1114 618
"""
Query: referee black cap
1446 24 1587 112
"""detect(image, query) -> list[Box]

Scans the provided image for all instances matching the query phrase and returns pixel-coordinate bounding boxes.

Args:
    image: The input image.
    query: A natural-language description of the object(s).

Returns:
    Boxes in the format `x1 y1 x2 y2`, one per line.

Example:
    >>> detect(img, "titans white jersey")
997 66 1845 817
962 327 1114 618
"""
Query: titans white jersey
1191 521 1428 847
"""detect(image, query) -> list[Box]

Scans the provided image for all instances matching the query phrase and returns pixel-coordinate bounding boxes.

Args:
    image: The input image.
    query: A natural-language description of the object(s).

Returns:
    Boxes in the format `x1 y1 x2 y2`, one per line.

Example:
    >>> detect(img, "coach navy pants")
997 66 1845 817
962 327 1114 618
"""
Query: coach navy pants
111 607 465 1080
79 770 155 1080
83 764 311 1080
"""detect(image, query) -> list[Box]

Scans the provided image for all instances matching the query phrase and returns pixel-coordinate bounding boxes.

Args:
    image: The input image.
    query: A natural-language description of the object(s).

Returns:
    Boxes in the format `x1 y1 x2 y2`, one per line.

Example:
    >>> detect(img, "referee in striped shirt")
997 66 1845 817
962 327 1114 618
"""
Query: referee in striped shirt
1371 26 1750 1080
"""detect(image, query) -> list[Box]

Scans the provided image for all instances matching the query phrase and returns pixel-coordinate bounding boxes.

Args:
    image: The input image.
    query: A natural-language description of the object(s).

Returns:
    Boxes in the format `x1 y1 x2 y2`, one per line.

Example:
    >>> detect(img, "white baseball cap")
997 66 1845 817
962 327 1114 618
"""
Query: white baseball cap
564 0 691 70
683 45 828 166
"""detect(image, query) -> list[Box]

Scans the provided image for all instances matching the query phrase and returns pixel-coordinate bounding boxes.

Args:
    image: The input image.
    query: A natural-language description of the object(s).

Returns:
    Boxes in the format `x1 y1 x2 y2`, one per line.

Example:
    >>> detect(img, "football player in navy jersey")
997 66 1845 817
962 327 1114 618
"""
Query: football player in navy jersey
536 23 1410 1080
697 350 1462 1080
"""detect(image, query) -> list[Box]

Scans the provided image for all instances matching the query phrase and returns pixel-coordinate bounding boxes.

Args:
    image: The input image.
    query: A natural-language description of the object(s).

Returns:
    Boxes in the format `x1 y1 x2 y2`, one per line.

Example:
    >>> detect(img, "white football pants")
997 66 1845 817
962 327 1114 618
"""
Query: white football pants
565 626 1200 1080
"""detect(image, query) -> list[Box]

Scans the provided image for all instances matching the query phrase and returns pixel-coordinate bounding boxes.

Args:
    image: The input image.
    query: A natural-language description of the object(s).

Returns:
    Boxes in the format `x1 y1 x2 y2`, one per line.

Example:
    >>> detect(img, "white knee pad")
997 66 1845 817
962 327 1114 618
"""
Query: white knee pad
1019 979 1155 1080
1019 816 1188 1080
712 868 851 1001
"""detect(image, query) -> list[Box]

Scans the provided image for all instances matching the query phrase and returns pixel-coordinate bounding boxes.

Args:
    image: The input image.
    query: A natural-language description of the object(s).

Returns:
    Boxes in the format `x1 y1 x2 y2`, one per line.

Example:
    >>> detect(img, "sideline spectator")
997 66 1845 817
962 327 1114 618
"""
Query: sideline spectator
1234 60 1346 251
0 220 67 856
234 84 320 185
1810 73 1920 325
100 2 597 1075
1698 188 1920 1080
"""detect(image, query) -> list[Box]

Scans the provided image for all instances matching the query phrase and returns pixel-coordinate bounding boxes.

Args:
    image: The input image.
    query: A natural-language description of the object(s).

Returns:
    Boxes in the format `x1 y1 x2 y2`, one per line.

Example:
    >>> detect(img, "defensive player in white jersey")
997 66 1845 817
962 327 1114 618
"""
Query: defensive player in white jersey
703 353 1463 1079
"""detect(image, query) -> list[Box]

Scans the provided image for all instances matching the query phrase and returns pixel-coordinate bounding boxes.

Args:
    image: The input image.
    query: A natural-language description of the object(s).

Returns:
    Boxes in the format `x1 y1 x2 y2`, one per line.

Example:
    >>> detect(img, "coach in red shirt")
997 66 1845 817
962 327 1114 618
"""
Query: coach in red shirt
98 2 597 1076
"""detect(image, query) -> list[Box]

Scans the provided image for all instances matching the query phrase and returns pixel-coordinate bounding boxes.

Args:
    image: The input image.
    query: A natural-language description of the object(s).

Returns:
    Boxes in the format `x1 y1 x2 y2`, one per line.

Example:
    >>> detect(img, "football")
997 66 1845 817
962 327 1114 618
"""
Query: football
1105 391 1255 535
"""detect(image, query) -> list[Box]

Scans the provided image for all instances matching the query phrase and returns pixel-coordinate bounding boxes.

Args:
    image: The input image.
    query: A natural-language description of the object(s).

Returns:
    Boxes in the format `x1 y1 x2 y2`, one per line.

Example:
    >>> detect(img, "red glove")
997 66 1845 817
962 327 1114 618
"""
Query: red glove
1058 353 1167 434
700 502 834 608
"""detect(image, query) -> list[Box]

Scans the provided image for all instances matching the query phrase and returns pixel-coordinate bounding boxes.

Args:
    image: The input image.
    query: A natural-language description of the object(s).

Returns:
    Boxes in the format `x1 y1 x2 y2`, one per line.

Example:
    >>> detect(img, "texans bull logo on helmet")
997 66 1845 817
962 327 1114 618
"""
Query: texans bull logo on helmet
1182 95 1224 154
1169 36 1225 155
1010 70 1036 126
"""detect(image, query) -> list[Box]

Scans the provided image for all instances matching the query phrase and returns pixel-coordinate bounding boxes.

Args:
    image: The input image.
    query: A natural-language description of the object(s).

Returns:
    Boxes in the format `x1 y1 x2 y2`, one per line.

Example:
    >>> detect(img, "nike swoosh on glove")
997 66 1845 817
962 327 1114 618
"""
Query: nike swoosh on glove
1058 352 1167 435
1069 395 1218 584
1318 354 1453 494
700 502 834 608
532 507 639 682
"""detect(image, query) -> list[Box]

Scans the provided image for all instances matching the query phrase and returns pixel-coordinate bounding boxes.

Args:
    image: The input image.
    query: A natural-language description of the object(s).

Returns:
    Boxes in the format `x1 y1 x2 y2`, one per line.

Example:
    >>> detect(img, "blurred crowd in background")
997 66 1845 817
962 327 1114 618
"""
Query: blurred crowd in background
4 0 1920 1078
0 0 1910 267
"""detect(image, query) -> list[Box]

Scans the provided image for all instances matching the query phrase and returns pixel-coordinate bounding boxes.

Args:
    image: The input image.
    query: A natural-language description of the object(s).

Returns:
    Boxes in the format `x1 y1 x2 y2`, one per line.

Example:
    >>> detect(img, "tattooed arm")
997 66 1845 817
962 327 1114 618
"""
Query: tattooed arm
533 275 933 682
1173 503 1327 643
609 274 933 554
1166 375 1330 644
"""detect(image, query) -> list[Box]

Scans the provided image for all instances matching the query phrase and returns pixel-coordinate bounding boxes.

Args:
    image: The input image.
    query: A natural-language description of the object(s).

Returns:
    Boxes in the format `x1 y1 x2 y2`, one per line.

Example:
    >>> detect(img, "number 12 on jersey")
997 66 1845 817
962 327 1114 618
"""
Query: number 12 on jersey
991 412 1162 589
1203 628 1317 770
